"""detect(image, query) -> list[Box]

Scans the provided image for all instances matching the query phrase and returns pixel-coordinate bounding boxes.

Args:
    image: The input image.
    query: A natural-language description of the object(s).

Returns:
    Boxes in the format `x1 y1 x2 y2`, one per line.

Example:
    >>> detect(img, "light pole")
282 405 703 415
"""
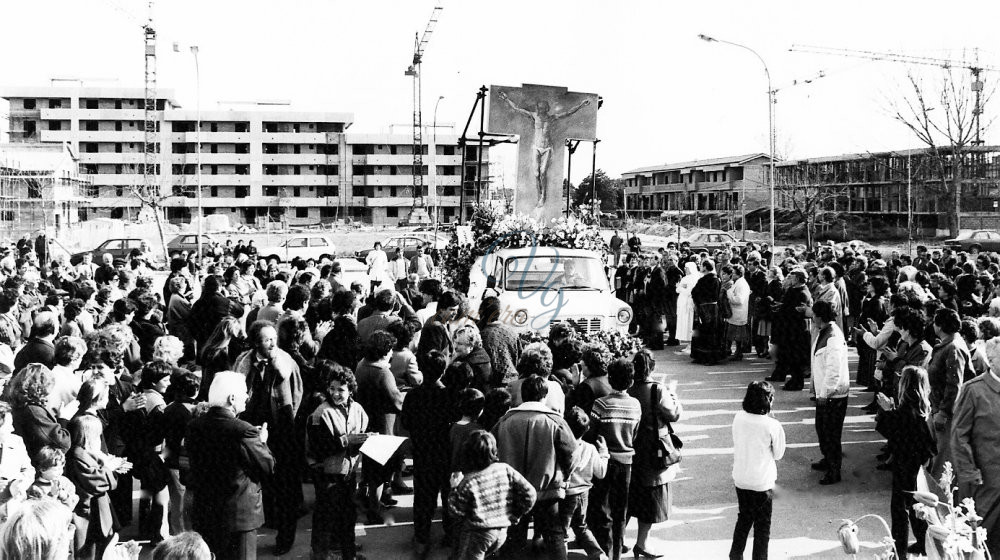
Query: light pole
433 95 443 240
190 45 203 270
698 34 775 248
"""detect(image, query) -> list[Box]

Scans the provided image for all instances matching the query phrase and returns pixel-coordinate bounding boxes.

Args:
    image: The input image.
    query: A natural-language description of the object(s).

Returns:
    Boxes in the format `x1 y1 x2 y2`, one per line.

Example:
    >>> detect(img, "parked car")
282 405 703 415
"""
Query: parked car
166 234 217 258
257 234 336 263
354 233 449 262
944 230 1000 253
681 230 740 253
70 238 146 266
467 247 632 335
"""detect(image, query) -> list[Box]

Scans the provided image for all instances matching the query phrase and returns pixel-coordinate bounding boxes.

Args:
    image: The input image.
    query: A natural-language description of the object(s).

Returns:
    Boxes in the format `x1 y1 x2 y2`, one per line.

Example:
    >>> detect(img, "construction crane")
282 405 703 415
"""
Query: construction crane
403 4 443 224
790 44 998 145
143 0 158 200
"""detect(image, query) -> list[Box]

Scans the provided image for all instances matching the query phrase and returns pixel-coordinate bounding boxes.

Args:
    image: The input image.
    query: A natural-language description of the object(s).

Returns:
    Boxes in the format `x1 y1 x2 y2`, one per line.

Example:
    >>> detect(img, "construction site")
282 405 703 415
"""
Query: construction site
0 142 90 242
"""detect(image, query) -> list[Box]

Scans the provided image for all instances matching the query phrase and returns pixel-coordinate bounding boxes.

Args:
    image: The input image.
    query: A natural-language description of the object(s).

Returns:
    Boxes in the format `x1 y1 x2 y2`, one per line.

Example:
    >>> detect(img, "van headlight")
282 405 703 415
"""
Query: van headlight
617 308 632 324
512 309 529 326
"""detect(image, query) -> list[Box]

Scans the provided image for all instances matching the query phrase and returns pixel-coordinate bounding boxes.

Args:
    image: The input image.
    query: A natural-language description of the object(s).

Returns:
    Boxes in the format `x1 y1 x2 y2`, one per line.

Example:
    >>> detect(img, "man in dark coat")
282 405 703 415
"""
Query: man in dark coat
691 260 723 365
768 268 812 391
746 257 769 356
663 253 684 346
187 370 275 560
187 274 244 350
645 258 669 350
13 311 58 371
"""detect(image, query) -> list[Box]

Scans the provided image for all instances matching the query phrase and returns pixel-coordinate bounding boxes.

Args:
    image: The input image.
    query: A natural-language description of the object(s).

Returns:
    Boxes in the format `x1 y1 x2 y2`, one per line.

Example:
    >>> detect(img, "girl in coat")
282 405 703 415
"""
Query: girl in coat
67 413 129 560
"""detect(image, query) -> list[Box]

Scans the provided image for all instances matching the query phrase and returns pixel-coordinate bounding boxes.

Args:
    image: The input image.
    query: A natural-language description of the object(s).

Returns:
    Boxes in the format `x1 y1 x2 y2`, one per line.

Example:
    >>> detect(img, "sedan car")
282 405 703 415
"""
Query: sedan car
681 230 740 253
70 238 146 265
257 234 336 263
166 234 217 258
943 230 1000 253
355 233 449 262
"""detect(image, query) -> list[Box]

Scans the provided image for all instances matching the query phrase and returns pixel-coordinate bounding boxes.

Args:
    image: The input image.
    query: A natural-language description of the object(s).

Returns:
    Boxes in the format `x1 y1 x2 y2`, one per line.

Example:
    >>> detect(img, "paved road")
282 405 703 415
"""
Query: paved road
134 345 900 559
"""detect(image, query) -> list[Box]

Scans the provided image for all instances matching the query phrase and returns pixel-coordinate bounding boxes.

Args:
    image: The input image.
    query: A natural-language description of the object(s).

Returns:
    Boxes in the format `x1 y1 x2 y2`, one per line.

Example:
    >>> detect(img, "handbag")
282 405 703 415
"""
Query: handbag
719 286 733 319
645 383 682 469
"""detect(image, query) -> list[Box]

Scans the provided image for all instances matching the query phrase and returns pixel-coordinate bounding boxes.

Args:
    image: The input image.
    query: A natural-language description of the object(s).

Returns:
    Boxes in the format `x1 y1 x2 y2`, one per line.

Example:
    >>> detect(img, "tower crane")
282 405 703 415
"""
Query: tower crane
143 0 158 198
404 4 443 225
790 44 998 145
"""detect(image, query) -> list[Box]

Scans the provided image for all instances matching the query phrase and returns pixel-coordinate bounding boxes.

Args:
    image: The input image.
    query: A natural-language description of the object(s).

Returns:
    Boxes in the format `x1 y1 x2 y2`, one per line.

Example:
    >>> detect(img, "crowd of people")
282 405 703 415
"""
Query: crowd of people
614 237 1000 559
2 228 1000 560
0 235 687 560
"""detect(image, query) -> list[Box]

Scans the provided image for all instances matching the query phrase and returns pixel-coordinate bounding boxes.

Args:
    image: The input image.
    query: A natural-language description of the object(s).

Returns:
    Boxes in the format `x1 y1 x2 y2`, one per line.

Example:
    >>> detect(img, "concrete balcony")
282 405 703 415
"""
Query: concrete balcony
42 109 148 120
352 175 459 187
261 154 332 165
260 132 329 144
262 175 332 186
170 153 252 165
58 130 148 143
170 132 252 144
171 175 252 186
79 152 146 164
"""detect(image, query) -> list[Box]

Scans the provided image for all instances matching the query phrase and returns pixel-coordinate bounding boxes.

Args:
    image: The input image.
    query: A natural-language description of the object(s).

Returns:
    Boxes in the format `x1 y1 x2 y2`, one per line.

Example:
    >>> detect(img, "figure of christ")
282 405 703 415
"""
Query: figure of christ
497 91 591 207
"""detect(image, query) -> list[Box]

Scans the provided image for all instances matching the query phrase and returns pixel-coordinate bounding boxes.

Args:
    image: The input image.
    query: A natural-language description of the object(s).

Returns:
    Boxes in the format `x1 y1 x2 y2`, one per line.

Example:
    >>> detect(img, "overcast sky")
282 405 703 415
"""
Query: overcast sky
1 0 997 184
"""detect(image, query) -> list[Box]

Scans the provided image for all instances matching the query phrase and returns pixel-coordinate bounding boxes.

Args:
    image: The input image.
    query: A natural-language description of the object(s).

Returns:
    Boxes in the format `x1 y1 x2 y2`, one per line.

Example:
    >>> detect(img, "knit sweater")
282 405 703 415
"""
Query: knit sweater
590 392 641 464
481 322 522 387
447 462 536 529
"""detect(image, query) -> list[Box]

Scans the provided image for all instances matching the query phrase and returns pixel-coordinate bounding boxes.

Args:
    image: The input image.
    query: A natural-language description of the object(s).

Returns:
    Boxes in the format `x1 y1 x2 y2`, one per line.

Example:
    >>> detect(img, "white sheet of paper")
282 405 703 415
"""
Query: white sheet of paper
359 435 408 466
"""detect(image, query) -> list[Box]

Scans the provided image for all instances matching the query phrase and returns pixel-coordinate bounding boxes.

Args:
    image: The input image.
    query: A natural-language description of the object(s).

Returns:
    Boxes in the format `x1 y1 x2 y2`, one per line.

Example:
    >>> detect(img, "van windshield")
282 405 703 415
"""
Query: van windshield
504 256 609 291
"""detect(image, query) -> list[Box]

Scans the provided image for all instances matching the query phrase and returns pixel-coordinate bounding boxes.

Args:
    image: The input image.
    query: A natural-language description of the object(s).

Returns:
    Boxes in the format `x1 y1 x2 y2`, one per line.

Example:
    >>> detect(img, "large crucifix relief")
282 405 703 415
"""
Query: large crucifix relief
488 84 599 221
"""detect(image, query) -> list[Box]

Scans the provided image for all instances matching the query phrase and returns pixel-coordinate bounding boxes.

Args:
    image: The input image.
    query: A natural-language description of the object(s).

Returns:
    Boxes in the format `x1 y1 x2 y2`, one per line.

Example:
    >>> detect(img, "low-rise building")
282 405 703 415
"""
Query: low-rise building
622 153 770 218
0 142 90 240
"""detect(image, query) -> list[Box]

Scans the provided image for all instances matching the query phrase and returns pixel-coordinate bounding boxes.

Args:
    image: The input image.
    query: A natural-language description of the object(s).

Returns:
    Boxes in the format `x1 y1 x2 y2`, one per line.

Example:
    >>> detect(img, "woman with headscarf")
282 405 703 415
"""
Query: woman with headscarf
675 261 702 353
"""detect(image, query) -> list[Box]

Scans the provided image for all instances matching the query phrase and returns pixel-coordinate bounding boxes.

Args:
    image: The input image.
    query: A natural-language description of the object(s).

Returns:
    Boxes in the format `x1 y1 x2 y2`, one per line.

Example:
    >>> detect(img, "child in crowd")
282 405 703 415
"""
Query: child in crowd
67 414 126 560
447 430 536 560
588 358 641 560
450 388 485 480
26 445 79 512
306 361 370 560
730 381 786 560
563 407 610 560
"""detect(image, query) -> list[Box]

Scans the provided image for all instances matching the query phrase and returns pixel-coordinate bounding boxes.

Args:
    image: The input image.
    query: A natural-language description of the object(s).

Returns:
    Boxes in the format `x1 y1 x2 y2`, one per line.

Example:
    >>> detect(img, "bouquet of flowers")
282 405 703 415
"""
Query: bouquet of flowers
518 329 643 360
836 462 989 560
440 204 608 294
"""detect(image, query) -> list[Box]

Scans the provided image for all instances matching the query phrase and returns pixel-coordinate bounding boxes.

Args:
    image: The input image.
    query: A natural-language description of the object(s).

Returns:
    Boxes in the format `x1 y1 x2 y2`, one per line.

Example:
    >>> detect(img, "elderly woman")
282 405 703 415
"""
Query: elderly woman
811 300 850 485
927 308 975 481
755 266 784 358
507 342 565 414
6 363 71 459
452 323 492 392
60 298 93 338
952 338 1000 560
627 350 682 558
165 277 193 357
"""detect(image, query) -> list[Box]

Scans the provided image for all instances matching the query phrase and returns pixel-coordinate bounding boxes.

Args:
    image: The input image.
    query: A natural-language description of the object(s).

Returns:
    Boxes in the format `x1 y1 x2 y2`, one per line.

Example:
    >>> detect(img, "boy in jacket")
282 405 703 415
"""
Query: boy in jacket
492 375 576 560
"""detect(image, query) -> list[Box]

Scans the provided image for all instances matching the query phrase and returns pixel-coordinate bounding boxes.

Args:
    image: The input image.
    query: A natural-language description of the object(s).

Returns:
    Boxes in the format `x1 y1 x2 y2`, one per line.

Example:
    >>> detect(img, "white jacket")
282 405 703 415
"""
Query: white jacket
726 277 751 326
811 324 850 400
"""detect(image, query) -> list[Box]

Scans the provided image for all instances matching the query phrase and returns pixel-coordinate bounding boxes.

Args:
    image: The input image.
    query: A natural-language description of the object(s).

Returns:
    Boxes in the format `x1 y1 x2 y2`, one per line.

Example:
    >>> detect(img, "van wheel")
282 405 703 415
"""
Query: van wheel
268 254 281 263
971 244 982 252
320 253 331 261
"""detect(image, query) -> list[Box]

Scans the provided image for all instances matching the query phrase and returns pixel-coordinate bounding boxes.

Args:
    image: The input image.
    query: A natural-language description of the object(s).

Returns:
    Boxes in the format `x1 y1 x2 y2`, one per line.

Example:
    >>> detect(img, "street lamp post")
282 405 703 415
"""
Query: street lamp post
698 34 775 248
433 95 444 242
191 45 203 271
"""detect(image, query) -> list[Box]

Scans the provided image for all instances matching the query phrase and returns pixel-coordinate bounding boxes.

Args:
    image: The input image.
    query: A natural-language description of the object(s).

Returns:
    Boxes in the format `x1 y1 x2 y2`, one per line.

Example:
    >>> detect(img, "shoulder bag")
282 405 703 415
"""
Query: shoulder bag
646 383 682 469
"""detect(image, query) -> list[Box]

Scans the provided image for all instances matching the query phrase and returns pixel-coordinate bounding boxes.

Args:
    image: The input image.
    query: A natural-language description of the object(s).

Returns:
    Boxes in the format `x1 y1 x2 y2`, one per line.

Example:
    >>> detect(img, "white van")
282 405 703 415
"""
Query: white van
468 246 632 335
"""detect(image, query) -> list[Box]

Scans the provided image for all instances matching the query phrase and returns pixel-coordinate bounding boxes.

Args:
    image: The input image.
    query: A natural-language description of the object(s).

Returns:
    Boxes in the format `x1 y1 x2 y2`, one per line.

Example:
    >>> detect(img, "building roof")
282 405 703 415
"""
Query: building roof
624 153 771 175
776 145 1000 166
0 142 78 172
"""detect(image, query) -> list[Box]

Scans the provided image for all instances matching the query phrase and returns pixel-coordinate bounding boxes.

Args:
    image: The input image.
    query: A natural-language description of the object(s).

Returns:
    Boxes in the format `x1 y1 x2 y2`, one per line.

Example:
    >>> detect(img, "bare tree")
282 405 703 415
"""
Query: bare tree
774 161 849 249
123 164 194 263
891 68 995 236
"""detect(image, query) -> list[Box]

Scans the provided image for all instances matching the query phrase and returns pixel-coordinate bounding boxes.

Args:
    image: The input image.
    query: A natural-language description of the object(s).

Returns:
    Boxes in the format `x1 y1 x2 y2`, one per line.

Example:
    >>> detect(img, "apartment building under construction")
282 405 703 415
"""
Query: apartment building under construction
0 142 90 241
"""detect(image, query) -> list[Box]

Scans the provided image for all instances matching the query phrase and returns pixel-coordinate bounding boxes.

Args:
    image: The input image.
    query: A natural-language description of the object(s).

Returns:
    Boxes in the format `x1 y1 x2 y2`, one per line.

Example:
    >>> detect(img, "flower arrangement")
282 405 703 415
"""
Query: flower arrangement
836 462 989 560
518 329 643 360
440 204 608 294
